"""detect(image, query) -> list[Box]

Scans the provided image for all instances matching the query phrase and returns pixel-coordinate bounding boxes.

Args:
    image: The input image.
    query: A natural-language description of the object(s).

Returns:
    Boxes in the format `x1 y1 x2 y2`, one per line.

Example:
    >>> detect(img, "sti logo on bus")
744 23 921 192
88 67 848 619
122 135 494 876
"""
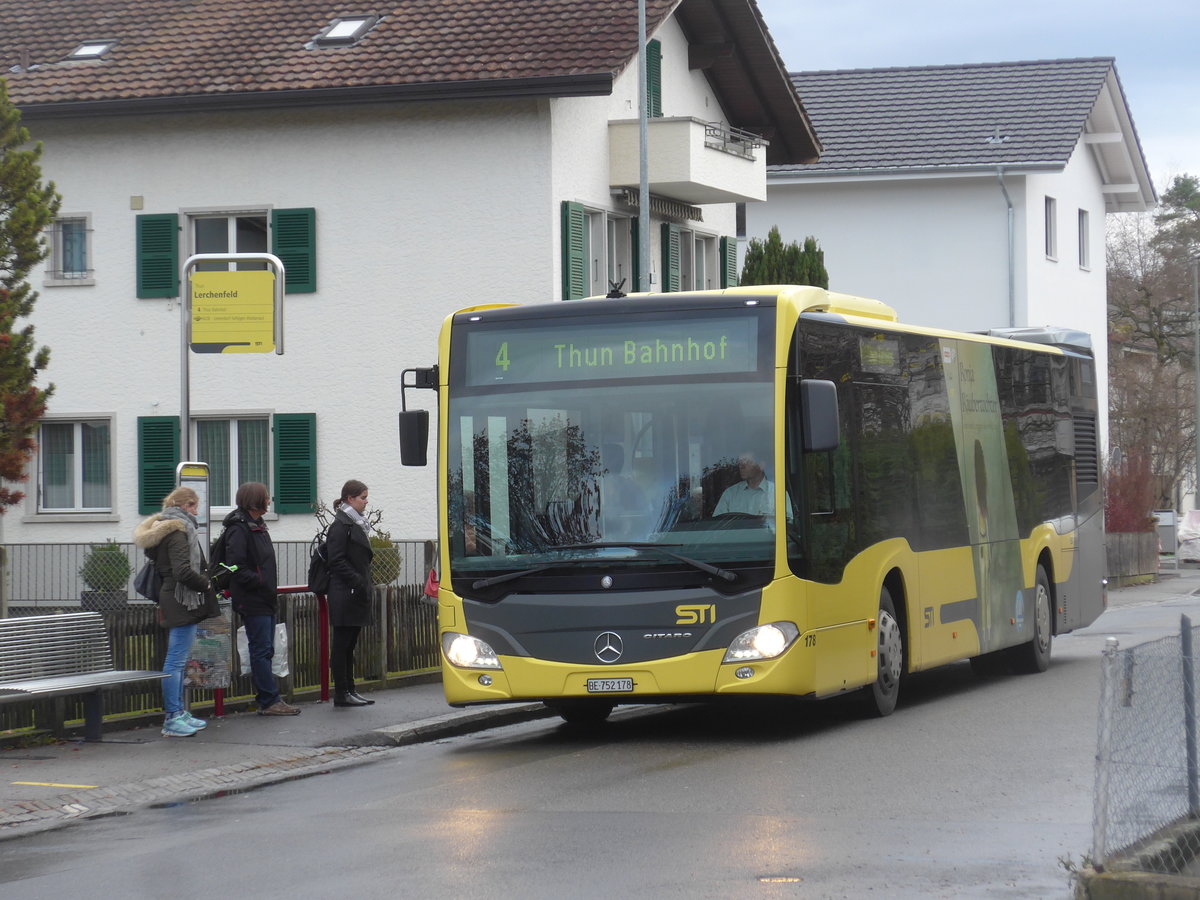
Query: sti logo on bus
676 604 715 625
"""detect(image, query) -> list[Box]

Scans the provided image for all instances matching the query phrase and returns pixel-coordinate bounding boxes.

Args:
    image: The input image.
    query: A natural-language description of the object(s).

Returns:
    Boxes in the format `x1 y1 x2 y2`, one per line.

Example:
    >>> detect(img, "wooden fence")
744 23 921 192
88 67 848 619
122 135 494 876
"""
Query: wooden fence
1106 532 1159 582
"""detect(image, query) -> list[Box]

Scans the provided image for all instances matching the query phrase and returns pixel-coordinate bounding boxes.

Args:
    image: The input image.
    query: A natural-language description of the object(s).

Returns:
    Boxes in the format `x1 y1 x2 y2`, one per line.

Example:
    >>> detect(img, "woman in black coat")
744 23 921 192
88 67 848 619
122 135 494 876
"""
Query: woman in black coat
326 479 375 707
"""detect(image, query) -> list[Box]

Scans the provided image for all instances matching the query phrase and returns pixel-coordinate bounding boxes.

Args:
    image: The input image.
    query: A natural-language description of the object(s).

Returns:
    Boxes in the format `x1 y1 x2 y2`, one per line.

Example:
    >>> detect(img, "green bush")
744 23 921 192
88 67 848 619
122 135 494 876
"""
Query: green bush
79 542 132 591
370 531 402 586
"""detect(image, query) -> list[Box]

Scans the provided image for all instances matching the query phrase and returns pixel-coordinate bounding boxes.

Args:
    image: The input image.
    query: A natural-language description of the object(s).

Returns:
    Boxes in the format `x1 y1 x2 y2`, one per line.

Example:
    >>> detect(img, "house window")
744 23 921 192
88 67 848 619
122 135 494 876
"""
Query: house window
561 202 638 300
45 215 94 285
138 413 315 515
312 15 378 47
195 418 270 511
192 212 269 271
1078 209 1090 269
1044 196 1058 260
607 217 636 294
38 420 112 512
67 41 116 60
661 225 719 291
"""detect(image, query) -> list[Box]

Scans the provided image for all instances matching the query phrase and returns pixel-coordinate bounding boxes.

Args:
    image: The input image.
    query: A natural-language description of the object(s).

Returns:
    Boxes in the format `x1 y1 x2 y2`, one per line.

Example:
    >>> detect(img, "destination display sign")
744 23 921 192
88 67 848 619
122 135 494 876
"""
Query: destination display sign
462 315 762 386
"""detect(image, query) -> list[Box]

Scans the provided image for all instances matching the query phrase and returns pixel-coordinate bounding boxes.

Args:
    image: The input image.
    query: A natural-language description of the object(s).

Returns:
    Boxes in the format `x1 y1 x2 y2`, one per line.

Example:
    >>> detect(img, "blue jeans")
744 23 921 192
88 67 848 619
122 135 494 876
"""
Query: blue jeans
162 624 198 716
242 614 280 710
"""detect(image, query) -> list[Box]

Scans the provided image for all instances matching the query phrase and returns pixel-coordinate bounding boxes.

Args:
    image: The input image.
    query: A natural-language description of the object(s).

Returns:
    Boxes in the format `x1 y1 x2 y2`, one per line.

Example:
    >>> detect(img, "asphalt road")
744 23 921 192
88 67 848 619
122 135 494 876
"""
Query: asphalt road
2 583 1194 899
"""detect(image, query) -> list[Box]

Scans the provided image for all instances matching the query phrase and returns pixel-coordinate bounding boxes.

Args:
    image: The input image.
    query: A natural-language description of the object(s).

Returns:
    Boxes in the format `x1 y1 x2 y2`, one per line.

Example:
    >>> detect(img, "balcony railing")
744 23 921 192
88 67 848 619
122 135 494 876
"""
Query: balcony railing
703 122 766 160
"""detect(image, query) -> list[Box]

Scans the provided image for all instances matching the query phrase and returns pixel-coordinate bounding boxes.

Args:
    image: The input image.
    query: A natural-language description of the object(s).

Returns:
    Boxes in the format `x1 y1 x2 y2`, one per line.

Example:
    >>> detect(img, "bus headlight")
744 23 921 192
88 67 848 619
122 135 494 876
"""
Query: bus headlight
722 622 799 663
442 633 502 669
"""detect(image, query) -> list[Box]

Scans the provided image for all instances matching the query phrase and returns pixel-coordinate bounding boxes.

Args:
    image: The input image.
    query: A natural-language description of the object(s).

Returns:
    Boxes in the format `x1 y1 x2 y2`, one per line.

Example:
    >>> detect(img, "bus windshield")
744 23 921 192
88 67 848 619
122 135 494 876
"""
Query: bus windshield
447 378 778 586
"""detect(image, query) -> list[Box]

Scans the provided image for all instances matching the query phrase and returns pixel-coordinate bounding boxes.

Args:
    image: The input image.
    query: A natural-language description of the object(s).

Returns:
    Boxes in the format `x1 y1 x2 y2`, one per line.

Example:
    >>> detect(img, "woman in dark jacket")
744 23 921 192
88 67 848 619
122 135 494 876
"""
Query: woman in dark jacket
326 479 375 707
133 486 218 738
221 482 299 716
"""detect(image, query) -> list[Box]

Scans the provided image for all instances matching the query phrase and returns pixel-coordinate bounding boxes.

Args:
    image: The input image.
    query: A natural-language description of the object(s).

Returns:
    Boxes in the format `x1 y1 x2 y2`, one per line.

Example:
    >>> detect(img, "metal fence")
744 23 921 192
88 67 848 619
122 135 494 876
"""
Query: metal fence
0 540 440 738
0 540 433 609
1092 616 1200 872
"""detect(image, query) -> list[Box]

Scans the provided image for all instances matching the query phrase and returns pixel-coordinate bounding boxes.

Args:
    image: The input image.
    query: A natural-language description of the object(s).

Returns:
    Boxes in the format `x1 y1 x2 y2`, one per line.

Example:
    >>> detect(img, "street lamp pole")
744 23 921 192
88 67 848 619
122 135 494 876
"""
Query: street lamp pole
637 0 650 291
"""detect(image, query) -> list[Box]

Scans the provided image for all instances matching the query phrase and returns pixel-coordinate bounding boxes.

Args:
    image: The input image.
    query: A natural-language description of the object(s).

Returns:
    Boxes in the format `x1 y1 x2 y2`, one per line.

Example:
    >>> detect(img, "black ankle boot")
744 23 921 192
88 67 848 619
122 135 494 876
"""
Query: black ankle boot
348 691 375 705
334 691 368 707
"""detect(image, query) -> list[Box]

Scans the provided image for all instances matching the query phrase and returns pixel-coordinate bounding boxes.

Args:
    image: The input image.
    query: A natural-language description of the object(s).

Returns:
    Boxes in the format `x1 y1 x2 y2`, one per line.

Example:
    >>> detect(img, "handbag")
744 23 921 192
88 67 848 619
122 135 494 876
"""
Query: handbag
133 559 162 602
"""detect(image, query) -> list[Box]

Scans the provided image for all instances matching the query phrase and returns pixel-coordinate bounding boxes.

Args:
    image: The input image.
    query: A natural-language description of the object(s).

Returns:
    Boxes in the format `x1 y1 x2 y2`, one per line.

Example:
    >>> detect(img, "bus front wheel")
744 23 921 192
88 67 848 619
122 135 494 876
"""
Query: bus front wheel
547 699 615 726
863 586 903 717
1007 565 1052 674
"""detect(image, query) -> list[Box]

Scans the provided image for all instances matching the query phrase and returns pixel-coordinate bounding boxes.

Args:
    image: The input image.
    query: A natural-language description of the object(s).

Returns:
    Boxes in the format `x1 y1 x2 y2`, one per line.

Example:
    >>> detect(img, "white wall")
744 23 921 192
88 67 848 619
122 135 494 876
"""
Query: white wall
1022 144 1110 439
747 174 1013 332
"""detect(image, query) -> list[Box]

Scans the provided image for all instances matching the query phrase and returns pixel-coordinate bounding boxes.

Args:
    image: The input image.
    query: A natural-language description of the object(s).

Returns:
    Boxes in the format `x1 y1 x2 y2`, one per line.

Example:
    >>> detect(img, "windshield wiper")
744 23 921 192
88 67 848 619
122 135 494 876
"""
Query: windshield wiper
549 543 737 583
471 565 554 590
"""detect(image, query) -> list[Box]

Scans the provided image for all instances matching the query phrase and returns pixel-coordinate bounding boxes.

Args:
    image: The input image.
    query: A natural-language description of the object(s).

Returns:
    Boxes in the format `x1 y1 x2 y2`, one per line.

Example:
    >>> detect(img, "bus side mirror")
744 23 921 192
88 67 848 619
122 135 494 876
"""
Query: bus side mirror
801 379 839 452
399 410 429 466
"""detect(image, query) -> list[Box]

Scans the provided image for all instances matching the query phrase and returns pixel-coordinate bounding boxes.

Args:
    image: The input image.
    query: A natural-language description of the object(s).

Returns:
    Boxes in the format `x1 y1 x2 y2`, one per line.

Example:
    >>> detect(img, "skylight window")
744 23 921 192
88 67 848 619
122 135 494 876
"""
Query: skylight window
68 40 116 60
312 15 377 47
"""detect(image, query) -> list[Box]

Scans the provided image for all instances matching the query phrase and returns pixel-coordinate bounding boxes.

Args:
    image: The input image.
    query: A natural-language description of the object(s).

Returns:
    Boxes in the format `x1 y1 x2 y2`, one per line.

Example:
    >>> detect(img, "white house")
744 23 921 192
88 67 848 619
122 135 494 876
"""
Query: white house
746 58 1157 444
0 0 817 554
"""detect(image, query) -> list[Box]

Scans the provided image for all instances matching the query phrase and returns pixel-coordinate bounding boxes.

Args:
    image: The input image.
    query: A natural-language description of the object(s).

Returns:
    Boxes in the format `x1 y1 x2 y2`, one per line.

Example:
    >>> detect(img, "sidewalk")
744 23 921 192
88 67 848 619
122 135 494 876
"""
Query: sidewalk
1 678 554 839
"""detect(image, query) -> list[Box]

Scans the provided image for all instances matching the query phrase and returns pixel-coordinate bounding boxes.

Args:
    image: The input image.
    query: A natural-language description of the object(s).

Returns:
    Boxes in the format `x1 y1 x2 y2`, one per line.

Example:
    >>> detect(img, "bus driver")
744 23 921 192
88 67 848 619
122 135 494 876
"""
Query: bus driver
714 450 778 518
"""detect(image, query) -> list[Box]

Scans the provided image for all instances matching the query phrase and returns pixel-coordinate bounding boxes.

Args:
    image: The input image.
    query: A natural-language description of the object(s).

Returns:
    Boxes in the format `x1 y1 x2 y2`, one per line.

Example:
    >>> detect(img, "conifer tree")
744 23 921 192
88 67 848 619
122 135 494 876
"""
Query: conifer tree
739 226 829 288
0 79 61 511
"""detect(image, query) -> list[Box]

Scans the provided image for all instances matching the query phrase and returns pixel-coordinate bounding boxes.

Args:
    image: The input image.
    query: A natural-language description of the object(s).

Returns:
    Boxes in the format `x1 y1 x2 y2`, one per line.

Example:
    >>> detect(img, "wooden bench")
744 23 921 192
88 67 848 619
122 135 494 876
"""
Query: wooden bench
0 612 166 741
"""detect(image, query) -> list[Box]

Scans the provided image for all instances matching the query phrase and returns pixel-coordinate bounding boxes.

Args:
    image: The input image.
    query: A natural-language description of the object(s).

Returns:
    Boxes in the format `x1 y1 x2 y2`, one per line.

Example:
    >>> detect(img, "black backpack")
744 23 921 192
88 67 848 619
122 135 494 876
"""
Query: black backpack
209 520 251 593
307 527 331 594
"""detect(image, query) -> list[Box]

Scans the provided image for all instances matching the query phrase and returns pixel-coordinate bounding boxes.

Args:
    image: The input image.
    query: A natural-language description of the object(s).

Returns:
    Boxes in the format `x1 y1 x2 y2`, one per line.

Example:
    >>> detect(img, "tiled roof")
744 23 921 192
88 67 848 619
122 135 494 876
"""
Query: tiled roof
0 0 677 103
778 58 1120 175
0 0 818 163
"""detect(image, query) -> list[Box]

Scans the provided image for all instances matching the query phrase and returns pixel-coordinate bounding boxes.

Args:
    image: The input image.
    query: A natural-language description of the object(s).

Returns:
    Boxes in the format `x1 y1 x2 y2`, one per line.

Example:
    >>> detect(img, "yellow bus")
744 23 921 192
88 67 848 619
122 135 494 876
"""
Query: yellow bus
399 286 1106 723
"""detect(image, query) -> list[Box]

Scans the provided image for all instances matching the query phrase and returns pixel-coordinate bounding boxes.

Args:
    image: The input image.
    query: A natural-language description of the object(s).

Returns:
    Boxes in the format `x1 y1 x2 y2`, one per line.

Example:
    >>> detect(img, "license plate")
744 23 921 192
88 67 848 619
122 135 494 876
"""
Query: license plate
586 677 634 693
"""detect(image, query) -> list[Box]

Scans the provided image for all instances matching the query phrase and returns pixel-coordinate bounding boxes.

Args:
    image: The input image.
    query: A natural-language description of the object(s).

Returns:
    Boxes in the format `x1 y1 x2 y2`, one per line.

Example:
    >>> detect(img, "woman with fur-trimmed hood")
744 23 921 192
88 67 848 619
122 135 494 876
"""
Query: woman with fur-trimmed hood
133 486 218 738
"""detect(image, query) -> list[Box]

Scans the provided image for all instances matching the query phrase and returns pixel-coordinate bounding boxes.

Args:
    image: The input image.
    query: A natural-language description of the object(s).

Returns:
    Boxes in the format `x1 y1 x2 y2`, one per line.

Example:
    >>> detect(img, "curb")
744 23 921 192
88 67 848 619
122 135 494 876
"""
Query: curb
351 702 555 746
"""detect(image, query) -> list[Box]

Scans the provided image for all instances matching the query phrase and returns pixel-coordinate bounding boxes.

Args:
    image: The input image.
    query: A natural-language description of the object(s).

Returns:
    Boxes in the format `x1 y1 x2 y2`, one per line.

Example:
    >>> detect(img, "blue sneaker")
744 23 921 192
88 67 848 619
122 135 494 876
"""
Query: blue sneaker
181 712 207 730
161 713 198 738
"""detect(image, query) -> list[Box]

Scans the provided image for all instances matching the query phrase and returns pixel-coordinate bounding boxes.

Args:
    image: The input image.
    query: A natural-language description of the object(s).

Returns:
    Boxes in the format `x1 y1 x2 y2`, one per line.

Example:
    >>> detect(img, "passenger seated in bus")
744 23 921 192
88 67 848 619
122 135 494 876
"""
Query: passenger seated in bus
713 450 792 522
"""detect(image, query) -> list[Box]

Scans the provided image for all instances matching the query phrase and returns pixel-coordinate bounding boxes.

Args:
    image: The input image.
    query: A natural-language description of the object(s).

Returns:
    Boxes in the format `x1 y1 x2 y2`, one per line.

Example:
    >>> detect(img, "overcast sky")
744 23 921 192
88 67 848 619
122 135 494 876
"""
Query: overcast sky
754 0 1199 194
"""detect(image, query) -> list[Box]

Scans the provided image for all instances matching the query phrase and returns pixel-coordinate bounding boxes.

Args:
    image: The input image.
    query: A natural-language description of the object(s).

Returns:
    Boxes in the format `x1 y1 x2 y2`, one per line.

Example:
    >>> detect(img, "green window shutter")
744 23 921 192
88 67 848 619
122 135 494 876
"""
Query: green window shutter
647 39 663 118
561 201 587 301
273 413 316 514
720 237 738 288
271 208 316 294
138 416 180 514
136 214 179 298
660 223 681 292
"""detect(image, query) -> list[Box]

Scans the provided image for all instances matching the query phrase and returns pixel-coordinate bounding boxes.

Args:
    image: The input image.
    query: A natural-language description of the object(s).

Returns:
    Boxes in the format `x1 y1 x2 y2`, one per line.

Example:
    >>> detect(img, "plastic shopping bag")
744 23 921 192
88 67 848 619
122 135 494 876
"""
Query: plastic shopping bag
235 623 290 678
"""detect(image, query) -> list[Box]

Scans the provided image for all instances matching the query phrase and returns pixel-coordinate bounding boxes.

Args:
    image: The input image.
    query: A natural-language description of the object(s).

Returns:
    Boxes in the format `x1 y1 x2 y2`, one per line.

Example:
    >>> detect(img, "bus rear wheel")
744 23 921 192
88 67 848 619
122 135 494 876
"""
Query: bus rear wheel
547 699 615 726
863 586 903 717
1007 565 1052 674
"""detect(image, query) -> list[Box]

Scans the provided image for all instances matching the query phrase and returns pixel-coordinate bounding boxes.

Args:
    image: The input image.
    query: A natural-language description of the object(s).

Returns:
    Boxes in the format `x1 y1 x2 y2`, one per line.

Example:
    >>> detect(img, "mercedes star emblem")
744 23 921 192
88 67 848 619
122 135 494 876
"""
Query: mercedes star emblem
594 631 623 663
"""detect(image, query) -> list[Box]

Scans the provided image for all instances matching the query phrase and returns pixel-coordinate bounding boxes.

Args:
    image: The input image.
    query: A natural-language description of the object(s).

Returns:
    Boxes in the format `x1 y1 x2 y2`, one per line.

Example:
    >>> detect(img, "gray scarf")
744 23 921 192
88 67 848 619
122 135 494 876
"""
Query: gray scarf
160 506 206 611
341 503 370 537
